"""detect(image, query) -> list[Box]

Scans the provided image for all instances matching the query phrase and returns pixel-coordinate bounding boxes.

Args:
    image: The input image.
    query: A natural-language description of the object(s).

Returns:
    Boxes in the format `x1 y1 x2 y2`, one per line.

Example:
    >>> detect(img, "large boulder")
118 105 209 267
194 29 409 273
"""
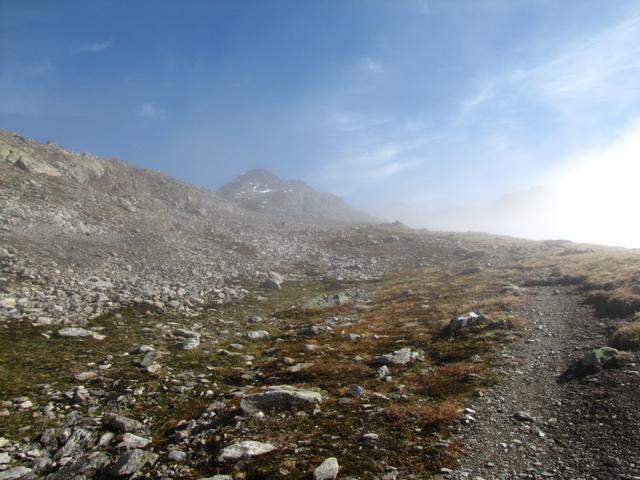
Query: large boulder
240 385 322 415
558 346 633 383
580 347 624 371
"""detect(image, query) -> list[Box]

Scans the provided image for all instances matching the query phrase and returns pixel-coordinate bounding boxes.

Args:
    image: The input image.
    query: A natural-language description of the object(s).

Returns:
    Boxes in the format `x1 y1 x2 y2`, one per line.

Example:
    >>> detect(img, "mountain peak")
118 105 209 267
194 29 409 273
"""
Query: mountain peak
218 169 369 223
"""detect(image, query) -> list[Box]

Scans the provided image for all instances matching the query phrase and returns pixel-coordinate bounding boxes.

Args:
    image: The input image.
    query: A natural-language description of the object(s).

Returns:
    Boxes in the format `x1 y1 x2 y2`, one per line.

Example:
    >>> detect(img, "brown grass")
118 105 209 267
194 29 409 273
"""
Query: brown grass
385 401 461 429
610 318 640 351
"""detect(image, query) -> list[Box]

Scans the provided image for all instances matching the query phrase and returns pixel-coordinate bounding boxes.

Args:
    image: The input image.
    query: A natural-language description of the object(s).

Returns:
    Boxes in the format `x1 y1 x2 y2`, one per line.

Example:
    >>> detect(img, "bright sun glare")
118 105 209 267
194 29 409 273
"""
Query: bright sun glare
546 124 640 248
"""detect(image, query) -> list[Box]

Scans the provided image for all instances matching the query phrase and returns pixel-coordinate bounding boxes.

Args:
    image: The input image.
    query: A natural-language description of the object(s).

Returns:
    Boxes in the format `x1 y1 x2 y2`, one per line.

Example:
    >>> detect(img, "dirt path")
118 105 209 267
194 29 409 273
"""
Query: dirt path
451 286 640 480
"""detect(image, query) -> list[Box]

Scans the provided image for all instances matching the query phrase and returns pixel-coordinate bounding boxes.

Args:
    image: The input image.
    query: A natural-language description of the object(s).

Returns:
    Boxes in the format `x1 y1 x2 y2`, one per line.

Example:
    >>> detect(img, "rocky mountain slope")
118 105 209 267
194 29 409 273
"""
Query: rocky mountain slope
2 129 640 480
218 168 370 224
0 129 375 326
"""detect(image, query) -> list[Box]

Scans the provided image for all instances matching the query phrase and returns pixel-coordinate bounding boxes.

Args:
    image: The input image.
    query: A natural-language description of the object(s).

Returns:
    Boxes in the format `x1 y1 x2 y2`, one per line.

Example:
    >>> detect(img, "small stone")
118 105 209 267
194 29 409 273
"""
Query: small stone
514 411 535 423
174 329 200 350
247 330 270 340
139 350 161 367
75 371 98 382
167 449 187 462
347 384 365 397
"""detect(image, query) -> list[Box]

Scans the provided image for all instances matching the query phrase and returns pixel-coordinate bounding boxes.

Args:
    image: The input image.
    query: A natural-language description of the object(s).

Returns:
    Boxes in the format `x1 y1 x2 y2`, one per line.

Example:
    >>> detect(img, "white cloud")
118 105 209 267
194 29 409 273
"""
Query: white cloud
137 102 166 120
75 40 113 54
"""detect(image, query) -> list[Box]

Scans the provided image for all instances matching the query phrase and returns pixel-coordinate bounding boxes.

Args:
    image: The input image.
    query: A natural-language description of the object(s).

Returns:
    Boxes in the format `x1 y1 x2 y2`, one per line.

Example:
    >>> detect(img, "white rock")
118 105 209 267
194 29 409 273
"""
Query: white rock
313 457 339 480
217 441 277 462
247 330 270 340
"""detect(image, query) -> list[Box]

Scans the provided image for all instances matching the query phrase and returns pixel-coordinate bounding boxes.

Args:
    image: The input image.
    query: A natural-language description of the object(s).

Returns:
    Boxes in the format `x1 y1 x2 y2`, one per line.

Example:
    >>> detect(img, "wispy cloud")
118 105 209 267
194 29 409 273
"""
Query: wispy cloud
368 159 421 179
75 39 113 54
330 110 392 133
459 9 640 121
137 102 166 120
362 57 384 74
322 140 423 189
527 16 640 112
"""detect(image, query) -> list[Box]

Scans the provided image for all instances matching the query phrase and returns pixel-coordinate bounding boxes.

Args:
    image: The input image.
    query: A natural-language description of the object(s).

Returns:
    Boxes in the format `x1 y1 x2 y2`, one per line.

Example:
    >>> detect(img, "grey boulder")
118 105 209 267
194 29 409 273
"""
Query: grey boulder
240 385 322 415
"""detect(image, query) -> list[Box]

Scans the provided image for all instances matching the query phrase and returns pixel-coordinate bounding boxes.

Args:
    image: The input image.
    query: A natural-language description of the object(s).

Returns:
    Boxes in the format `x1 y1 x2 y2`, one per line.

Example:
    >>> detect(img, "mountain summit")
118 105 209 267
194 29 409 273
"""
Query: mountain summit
219 168 369 223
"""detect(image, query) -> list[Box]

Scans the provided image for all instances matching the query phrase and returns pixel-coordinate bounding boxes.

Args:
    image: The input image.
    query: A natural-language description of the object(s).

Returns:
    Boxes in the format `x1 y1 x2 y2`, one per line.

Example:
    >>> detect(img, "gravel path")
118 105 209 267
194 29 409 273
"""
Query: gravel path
452 286 640 480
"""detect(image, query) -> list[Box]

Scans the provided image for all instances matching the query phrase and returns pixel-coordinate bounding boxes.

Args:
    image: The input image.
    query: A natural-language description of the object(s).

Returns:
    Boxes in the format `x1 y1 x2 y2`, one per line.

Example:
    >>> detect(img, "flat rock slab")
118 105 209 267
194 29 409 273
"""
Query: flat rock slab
217 441 277 462
240 385 322 415
0 467 32 480
58 327 105 340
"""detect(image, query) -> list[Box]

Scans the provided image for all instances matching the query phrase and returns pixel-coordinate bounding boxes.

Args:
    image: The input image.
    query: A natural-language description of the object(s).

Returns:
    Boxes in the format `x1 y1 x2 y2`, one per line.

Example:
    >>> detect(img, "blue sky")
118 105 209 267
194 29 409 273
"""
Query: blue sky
2 1 640 245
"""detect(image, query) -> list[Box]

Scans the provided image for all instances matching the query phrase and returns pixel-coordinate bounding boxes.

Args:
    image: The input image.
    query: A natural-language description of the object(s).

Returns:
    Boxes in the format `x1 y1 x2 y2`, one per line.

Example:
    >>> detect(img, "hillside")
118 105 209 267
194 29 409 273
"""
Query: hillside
1 130 640 480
